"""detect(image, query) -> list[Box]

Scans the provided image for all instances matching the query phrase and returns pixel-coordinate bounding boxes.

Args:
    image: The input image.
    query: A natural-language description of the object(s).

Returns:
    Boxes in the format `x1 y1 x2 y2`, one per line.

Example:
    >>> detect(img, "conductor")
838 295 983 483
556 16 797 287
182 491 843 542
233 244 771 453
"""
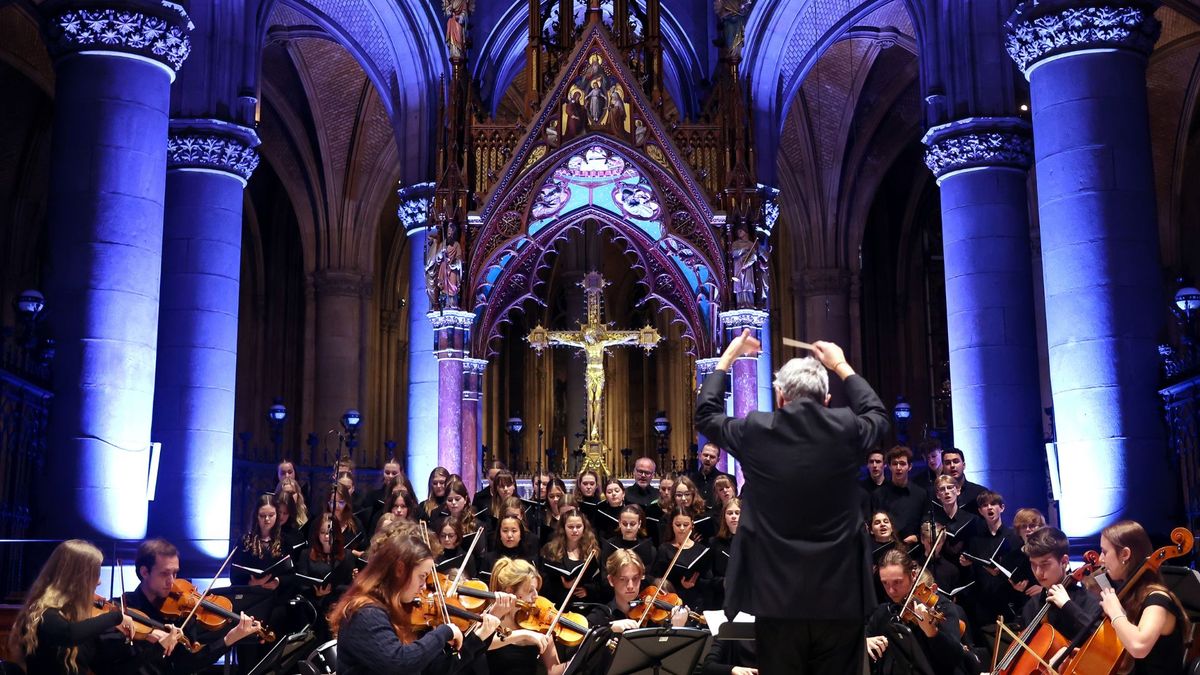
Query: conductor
695 330 889 674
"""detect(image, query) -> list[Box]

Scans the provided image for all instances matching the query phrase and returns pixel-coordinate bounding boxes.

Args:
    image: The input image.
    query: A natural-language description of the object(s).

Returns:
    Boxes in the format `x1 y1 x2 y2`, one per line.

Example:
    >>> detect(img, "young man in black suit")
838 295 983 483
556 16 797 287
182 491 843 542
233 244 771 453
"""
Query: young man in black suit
695 329 889 675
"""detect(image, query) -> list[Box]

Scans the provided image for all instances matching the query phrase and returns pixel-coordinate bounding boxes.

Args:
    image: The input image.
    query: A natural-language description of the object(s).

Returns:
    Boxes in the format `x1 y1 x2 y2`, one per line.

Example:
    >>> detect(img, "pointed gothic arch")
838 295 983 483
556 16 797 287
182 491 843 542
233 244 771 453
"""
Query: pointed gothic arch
467 135 725 358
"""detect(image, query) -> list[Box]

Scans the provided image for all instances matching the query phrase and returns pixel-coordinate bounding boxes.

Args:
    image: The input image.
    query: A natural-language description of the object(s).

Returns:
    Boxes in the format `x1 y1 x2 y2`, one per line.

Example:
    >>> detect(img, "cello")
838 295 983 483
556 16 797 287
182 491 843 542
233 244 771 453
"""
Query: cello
991 550 1100 674
1057 527 1193 675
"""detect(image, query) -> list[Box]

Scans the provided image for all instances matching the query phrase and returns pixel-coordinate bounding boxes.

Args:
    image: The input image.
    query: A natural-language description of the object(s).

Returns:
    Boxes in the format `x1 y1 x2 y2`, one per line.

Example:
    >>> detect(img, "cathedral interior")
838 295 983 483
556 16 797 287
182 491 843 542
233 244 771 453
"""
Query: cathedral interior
2 0 1200 573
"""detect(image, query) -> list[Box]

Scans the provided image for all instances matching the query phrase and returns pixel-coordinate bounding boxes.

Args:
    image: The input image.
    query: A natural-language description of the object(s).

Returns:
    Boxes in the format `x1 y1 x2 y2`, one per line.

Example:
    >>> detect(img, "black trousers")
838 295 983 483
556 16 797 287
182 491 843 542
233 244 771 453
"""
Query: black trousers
755 617 865 675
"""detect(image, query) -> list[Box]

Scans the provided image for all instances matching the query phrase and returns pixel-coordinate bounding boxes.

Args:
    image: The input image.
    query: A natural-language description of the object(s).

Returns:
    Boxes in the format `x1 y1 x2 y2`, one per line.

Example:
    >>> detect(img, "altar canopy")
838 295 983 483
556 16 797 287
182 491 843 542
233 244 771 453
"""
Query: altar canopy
418 0 776 477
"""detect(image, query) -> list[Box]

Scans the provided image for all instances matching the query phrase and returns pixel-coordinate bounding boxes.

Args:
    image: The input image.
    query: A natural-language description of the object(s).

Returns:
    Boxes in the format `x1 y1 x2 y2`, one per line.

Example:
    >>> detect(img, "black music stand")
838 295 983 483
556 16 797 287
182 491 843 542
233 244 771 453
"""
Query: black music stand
244 596 320 675
880 622 935 675
564 627 618 675
606 627 710 675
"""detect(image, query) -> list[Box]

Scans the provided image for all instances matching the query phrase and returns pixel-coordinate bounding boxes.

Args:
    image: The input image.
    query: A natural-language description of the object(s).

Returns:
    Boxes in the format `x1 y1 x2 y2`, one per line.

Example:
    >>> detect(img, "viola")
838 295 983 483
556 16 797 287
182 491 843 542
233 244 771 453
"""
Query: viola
628 586 707 626
514 595 589 647
91 595 201 653
1058 527 1193 675
156 578 276 643
992 550 1100 675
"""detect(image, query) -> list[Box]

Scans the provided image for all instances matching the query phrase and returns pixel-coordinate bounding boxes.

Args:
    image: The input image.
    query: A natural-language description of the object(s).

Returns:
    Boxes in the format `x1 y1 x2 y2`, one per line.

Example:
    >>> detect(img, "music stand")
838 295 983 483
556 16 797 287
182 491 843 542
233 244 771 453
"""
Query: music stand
244 596 320 675
881 622 935 675
563 627 618 675
607 627 710 675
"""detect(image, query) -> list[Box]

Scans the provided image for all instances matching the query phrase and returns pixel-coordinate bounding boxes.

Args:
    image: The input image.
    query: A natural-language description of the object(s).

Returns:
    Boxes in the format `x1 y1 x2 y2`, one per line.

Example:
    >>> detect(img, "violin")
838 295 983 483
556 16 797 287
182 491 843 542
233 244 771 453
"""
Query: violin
156 578 276 643
628 586 707 626
408 587 511 639
897 580 946 629
992 550 1100 675
91 595 201 653
1058 527 1193 675
514 595 590 647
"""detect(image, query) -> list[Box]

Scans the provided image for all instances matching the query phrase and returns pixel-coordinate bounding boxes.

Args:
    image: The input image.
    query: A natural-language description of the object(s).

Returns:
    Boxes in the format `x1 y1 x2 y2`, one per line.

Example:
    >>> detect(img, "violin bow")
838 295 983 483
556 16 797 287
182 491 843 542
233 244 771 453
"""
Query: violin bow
995 621 1061 675
178 547 239 633
448 527 485 597
418 523 452 626
638 523 693 628
547 549 595 638
898 526 946 622
116 557 131 644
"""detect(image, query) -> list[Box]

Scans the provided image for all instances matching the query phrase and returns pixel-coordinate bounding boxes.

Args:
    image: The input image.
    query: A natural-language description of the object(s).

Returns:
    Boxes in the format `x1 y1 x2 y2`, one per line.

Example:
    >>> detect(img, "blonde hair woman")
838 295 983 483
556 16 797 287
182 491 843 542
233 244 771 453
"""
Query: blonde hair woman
485 557 566 675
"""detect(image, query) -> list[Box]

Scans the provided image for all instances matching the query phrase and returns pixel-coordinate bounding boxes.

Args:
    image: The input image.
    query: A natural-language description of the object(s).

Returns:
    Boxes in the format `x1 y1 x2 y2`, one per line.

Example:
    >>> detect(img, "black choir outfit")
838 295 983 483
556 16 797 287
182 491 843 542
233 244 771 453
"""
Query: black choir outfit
624 483 659 509
538 553 604 606
870 481 928 542
961 523 1026 641
476 540 538 584
708 535 733 610
484 643 540 675
592 502 624 539
686 468 731 505
601 535 655 574
650 541 711 611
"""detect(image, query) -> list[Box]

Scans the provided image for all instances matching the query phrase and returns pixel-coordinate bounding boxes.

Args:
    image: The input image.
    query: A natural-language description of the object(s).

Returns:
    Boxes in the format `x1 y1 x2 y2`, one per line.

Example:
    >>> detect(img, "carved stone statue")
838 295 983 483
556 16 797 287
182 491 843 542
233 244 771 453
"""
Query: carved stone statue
730 225 763 308
424 225 442 307
715 0 753 59
443 0 473 60
438 222 464 308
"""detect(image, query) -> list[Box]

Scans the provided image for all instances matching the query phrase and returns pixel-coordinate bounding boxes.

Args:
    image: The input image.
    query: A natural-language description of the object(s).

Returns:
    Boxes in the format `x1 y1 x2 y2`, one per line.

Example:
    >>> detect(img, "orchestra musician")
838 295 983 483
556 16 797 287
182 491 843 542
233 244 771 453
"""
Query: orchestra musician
485 557 566 675
121 538 263 674
696 331 888 674
8 539 146 675
1020 526 1101 644
584 549 688 631
330 525 502 675
1095 520 1189 674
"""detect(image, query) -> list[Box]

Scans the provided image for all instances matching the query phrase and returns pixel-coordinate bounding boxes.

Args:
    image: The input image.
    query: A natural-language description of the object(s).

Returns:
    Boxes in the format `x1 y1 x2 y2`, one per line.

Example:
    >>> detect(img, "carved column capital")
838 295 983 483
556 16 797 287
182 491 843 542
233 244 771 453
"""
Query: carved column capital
44 0 193 79
311 269 371 298
792 268 852 297
398 182 437 236
168 119 260 185
922 117 1032 183
1005 0 1160 77
430 310 475 358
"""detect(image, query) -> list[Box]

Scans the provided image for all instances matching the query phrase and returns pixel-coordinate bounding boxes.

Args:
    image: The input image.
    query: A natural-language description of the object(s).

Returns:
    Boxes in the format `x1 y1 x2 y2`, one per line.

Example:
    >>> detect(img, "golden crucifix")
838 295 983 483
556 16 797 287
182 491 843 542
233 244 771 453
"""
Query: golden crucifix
527 271 661 474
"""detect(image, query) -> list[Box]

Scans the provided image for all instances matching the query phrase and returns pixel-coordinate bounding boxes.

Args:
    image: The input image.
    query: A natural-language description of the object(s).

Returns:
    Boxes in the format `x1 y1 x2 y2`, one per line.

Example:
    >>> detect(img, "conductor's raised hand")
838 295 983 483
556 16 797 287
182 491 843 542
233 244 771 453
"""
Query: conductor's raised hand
717 329 761 370
810 341 846 371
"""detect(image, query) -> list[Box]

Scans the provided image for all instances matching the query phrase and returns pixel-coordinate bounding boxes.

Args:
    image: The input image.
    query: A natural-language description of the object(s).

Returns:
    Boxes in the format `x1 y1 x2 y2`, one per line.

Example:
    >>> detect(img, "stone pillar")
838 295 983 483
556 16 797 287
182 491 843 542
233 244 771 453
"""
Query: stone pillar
39 1 192 540
398 183 439 484
150 119 258 558
720 309 768 484
797 268 852 351
462 357 487 491
432 310 474 476
922 116 1045 512
694 357 719 468
1006 0 1169 536
312 269 368 444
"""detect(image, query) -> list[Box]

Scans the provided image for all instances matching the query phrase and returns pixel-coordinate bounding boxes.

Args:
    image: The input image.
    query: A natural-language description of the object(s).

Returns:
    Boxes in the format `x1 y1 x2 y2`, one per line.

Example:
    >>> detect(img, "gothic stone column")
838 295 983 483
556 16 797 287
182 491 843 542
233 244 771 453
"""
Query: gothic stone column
462 358 487 491
398 183 440 483
312 270 369 444
720 309 768 484
40 0 192 539
923 117 1045 513
1006 0 1169 535
150 119 258 558
432 310 474 476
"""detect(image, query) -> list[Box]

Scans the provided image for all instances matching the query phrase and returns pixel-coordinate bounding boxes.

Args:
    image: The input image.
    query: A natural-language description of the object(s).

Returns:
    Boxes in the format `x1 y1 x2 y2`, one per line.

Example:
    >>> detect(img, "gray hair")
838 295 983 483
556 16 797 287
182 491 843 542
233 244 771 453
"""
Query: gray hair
773 357 828 403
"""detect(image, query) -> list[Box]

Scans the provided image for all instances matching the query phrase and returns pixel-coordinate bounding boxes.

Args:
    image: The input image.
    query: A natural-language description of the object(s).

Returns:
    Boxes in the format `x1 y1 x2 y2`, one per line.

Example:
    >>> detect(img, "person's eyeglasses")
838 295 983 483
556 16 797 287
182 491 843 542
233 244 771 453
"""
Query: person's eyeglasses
438 532 457 539
635 469 653 475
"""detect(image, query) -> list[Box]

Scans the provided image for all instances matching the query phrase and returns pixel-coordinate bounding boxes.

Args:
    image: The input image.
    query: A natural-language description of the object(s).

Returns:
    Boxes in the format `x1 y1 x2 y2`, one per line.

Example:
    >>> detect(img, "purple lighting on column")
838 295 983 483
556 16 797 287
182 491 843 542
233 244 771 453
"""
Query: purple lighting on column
1007 0 1170 536
922 117 1045 513
151 119 259 559
432 310 474 476
40 2 192 540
